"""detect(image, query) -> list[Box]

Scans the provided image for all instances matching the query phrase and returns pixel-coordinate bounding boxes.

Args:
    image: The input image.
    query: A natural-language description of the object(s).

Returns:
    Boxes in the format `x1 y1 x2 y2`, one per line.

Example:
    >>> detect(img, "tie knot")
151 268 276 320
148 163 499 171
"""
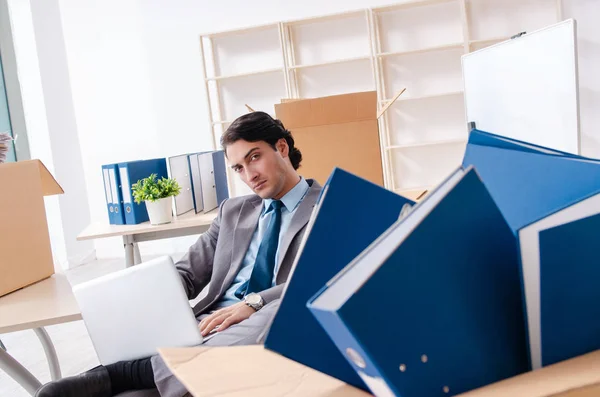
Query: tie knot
270 200 283 211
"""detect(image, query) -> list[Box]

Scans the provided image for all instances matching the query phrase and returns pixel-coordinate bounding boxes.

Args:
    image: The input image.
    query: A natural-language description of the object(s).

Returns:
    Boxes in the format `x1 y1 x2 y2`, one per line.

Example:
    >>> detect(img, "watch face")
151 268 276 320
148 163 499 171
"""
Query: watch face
247 294 261 305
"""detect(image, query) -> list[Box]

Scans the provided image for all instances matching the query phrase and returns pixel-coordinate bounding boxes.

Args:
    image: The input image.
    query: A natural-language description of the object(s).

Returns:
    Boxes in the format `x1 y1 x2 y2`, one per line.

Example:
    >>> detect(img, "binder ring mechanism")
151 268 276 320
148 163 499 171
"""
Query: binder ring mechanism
345 347 366 369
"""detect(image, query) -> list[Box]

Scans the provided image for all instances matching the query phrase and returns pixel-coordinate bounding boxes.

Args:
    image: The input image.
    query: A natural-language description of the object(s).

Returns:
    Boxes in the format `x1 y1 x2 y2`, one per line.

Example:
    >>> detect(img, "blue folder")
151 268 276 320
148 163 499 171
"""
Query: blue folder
212 150 229 206
539 212 600 366
101 164 125 225
466 128 578 157
168 153 197 216
118 159 168 224
264 168 415 391
308 167 529 397
517 190 600 369
204 150 229 208
191 150 229 213
463 129 600 233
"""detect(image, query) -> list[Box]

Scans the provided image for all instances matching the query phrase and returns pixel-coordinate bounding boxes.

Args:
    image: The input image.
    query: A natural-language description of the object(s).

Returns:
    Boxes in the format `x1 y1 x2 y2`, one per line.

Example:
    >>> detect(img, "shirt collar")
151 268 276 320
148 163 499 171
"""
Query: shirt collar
263 177 309 213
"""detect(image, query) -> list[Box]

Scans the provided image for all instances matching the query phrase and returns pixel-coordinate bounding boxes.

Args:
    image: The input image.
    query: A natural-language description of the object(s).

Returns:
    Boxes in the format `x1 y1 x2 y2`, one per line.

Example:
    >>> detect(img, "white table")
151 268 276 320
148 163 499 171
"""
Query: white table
0 274 81 395
77 210 218 267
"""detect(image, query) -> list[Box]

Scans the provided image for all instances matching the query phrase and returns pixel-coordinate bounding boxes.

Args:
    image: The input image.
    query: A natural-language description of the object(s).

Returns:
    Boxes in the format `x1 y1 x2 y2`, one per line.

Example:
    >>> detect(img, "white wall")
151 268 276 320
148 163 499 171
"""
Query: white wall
29 0 95 268
564 0 600 157
57 0 411 259
58 0 163 259
26 0 600 259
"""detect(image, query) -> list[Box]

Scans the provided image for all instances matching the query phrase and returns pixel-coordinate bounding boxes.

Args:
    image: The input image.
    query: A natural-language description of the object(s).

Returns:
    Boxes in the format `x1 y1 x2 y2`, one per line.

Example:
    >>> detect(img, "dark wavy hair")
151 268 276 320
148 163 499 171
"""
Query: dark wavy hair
220 111 302 170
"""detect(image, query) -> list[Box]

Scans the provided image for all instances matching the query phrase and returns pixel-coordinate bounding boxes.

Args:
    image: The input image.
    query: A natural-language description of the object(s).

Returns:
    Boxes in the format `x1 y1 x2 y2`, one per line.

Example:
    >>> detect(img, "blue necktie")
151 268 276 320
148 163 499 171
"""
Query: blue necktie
235 200 283 299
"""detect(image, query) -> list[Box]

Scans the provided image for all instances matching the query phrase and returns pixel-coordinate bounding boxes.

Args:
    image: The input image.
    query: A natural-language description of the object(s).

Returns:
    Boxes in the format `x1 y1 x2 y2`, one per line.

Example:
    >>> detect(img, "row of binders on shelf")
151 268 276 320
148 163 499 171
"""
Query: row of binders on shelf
262 128 600 396
102 151 228 225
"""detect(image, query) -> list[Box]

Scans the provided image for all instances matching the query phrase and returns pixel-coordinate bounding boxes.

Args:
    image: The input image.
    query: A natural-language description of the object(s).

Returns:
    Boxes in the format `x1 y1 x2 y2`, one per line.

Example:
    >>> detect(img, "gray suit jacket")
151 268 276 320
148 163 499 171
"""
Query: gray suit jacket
176 179 322 315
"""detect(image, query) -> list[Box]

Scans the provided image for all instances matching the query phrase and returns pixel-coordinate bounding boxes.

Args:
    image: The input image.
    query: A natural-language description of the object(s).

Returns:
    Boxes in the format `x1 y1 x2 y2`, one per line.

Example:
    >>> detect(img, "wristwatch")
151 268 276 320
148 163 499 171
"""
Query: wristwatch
244 293 265 311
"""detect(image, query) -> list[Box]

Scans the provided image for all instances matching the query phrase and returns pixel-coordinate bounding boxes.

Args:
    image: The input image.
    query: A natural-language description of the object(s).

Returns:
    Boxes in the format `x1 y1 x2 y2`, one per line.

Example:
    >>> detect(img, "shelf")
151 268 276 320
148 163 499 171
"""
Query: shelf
379 90 463 104
284 9 367 26
373 0 456 13
386 138 466 150
200 0 563 197
289 55 372 70
206 67 284 82
469 36 511 46
202 23 278 39
378 42 464 58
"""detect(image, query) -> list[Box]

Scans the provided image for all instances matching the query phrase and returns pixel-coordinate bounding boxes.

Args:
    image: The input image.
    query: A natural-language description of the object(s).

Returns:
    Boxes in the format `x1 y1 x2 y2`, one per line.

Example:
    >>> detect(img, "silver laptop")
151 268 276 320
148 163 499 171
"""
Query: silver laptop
73 256 203 365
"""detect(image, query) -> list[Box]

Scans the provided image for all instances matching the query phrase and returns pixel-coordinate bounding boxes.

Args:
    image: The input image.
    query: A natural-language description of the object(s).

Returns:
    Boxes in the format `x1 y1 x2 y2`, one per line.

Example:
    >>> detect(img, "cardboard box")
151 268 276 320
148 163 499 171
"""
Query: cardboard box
457 350 600 397
275 91 396 187
158 345 370 397
159 346 600 397
0 160 63 297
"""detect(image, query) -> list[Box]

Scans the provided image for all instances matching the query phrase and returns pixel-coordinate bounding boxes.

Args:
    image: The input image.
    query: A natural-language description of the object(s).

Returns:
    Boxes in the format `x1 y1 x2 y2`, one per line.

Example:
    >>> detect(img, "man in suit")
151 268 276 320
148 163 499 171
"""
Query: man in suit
36 111 322 397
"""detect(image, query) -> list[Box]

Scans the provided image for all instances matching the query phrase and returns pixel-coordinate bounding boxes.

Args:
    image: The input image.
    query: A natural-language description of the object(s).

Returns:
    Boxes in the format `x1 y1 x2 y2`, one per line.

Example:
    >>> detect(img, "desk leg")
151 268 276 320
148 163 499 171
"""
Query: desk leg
0 346 42 395
123 236 134 268
34 328 61 381
133 243 142 265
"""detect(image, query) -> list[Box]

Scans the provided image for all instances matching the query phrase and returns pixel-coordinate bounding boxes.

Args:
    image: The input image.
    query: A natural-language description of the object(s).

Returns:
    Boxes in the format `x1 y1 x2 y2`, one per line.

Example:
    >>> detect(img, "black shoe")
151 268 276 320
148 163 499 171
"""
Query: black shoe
35 365 112 397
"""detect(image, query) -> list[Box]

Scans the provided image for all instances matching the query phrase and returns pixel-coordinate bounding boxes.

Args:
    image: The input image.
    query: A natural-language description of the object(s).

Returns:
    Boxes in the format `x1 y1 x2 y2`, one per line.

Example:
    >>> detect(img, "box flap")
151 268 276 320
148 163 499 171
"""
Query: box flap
458 350 600 397
158 345 369 397
280 98 302 104
275 91 377 129
0 159 63 196
37 160 64 196
397 188 428 201
377 88 406 119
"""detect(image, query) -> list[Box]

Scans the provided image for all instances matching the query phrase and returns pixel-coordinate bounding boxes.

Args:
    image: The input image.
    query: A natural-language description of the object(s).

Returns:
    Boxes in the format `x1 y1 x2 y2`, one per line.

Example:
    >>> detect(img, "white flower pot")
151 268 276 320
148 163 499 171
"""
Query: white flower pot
145 197 173 225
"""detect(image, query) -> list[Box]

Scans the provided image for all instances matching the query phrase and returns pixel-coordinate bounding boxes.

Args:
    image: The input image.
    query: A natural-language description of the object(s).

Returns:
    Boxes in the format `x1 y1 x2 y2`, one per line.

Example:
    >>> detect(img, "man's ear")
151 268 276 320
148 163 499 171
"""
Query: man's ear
276 138 289 157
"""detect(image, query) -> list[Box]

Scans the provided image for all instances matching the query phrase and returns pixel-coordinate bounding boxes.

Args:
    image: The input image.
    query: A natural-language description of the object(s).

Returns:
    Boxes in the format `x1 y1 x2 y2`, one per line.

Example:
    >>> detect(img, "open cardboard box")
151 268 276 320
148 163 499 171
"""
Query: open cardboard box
0 160 63 297
158 345 369 397
274 90 405 189
458 350 600 397
159 346 600 397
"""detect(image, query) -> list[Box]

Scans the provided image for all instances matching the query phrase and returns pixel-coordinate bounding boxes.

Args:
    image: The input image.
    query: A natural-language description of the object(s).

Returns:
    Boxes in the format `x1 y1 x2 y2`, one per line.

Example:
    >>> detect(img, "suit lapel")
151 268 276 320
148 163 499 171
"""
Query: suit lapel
276 181 321 272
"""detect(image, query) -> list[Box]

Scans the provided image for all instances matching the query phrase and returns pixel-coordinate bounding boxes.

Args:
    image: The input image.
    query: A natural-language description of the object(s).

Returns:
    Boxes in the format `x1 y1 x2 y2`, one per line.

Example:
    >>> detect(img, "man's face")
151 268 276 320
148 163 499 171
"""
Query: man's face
226 139 288 199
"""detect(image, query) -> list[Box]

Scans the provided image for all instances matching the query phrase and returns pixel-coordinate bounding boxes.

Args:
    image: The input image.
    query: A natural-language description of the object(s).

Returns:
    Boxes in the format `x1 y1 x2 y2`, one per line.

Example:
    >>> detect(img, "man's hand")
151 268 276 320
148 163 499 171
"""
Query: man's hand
198 302 256 337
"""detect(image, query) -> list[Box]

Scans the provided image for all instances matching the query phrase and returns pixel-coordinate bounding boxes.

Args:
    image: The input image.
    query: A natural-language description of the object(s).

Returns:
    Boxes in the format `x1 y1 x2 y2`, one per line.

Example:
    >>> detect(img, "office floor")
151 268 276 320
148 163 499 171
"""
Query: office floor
0 255 182 397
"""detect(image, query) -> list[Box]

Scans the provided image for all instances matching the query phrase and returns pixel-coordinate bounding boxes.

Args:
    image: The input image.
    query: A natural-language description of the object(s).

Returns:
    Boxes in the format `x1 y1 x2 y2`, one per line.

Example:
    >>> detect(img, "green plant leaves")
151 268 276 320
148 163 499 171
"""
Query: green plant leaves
131 173 182 204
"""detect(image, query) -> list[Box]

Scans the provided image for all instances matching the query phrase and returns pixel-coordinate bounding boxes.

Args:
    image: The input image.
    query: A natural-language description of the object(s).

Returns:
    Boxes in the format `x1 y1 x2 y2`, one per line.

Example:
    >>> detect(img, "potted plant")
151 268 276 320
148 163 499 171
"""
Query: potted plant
131 173 181 225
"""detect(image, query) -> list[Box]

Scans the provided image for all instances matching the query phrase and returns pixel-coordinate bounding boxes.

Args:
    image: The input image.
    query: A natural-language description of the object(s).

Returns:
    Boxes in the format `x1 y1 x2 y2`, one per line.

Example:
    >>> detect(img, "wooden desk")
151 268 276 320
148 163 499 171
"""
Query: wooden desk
0 274 81 395
77 210 218 267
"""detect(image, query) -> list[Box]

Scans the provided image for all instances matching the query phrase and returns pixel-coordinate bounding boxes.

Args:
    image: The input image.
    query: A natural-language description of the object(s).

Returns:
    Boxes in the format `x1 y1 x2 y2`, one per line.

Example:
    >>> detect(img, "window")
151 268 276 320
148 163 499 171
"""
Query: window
0 52 15 162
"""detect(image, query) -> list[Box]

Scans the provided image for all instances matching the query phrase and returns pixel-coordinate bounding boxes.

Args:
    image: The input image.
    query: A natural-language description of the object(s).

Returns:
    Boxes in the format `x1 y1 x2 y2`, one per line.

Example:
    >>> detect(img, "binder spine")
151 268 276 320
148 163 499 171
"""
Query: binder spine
309 305 389 393
111 165 126 225
212 151 229 204
119 165 138 225
102 165 115 224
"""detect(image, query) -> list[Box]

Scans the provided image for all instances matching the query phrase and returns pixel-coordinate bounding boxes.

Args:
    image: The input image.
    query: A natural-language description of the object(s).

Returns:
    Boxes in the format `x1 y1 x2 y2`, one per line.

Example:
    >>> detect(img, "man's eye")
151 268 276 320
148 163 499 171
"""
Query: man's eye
234 167 242 173
251 154 259 161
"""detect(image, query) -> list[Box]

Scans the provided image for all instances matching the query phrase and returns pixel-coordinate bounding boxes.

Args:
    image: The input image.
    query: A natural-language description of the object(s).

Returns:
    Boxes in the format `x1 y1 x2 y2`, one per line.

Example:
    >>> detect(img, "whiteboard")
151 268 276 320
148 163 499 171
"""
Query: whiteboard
462 19 580 154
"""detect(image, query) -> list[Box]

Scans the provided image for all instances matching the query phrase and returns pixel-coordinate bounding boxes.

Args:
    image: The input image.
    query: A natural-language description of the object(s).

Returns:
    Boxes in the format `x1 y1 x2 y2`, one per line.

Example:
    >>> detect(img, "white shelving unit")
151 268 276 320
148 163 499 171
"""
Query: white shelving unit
199 0 563 197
